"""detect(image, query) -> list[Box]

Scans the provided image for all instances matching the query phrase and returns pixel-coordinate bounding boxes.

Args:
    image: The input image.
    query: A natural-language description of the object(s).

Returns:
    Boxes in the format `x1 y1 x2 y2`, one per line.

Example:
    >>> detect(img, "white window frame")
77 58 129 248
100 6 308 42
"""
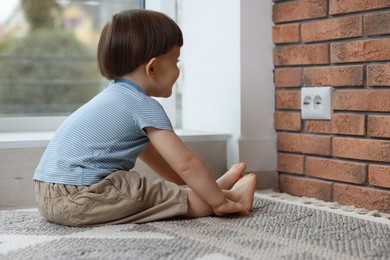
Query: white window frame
0 116 66 132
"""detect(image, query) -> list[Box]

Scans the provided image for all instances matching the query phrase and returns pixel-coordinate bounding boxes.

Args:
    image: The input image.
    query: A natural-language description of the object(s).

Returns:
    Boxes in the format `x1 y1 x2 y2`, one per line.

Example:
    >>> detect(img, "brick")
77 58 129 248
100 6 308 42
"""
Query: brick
274 44 329 66
368 115 390 138
277 132 331 156
279 175 333 201
273 24 300 44
306 114 366 136
365 11 390 36
273 0 328 23
277 153 304 174
302 16 362 43
333 137 390 163
367 64 390 87
303 65 364 87
330 0 390 15
306 157 367 184
274 111 302 131
369 164 390 189
334 184 390 212
275 68 302 87
333 90 390 112
275 90 301 109
331 38 390 63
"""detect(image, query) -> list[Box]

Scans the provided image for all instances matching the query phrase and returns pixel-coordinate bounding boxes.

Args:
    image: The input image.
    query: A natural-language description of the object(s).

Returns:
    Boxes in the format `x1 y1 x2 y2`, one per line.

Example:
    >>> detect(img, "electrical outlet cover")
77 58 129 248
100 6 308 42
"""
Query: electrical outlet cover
301 87 333 120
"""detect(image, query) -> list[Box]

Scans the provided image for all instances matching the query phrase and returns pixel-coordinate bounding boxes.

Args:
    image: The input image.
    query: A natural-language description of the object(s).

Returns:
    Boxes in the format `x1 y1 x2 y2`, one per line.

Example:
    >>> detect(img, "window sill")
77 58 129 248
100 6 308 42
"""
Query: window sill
0 129 230 149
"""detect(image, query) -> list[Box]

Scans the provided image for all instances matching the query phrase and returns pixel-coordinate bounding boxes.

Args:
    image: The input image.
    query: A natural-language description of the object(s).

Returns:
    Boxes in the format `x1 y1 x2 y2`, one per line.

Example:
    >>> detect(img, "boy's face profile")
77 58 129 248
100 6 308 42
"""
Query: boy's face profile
146 46 181 98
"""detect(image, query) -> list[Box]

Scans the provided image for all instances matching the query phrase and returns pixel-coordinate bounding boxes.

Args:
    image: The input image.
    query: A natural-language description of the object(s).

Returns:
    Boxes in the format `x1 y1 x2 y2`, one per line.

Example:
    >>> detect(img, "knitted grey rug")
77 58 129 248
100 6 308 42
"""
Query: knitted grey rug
1 192 390 260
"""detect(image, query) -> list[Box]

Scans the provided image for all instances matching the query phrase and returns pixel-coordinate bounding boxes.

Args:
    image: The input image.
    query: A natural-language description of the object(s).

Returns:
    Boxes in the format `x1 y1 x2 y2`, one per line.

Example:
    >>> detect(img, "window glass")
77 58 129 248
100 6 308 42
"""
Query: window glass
0 0 143 117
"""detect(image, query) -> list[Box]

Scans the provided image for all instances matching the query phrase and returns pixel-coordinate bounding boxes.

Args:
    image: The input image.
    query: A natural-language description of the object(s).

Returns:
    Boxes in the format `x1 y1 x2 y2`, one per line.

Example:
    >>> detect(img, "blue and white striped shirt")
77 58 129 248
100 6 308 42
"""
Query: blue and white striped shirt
33 80 173 186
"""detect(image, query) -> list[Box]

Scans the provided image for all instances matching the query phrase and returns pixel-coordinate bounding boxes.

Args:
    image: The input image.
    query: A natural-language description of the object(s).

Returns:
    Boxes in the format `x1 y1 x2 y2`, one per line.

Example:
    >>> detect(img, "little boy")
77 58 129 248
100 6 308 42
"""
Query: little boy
33 9 256 227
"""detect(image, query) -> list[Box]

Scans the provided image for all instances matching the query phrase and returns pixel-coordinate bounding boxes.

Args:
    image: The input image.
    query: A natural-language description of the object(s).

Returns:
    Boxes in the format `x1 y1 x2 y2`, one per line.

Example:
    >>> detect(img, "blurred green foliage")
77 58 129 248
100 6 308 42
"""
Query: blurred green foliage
22 0 61 30
0 1 101 116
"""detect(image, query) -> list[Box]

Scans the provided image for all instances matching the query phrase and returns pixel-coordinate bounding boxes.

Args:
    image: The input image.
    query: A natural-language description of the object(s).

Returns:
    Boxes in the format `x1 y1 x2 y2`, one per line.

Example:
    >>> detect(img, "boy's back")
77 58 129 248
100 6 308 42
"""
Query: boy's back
34 81 172 185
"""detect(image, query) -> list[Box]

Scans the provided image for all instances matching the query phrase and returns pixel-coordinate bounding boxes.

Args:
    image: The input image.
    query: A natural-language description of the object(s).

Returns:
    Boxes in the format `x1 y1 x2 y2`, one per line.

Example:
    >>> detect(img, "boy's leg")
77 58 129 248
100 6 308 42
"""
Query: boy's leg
185 188 213 217
36 171 189 226
216 162 247 190
184 163 246 218
184 173 256 218
224 173 257 214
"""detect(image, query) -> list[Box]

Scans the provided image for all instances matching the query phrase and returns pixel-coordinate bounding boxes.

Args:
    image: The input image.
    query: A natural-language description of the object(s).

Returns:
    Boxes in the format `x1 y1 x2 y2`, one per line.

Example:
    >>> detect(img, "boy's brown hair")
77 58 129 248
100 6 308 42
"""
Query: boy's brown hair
97 9 183 80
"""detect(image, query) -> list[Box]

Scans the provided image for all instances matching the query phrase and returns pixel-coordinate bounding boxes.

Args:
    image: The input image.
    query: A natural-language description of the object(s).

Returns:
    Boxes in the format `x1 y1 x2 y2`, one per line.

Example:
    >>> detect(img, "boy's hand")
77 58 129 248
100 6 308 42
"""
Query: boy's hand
212 199 249 216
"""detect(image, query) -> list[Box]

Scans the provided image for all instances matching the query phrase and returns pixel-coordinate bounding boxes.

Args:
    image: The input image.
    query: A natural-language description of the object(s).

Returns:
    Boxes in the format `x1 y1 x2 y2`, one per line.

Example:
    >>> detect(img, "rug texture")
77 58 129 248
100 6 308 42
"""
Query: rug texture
1 192 390 260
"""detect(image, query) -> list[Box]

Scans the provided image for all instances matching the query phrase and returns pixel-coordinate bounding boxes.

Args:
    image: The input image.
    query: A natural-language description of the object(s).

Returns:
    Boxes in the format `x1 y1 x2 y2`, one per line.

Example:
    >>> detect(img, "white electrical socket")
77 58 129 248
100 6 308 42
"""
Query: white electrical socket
301 87 333 120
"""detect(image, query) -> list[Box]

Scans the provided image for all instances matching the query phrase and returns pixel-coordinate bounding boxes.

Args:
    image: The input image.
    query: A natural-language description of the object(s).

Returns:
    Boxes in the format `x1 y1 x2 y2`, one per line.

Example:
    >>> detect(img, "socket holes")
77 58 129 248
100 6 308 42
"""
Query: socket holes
301 86 333 120
313 95 322 110
303 96 312 110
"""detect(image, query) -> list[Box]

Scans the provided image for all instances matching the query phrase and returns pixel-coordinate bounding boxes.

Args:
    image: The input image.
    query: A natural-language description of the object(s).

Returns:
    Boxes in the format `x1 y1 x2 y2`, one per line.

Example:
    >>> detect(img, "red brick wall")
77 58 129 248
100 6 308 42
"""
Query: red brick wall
272 0 390 212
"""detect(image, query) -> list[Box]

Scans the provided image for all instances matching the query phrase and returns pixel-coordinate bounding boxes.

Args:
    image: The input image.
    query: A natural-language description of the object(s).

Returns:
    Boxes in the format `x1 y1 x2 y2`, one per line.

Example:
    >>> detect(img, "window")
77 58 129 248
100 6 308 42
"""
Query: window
0 0 144 131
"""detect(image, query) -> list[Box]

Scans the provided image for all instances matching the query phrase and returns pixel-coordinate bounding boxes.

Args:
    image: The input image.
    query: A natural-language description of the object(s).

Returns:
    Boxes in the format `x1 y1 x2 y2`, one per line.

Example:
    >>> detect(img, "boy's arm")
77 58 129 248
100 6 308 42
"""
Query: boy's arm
139 143 185 185
145 127 228 209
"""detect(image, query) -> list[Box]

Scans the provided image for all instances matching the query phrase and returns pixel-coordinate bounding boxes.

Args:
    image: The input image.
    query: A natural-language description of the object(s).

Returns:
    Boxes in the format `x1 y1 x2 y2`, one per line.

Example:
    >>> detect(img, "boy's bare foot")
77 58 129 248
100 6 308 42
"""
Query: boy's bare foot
228 173 256 215
217 163 246 190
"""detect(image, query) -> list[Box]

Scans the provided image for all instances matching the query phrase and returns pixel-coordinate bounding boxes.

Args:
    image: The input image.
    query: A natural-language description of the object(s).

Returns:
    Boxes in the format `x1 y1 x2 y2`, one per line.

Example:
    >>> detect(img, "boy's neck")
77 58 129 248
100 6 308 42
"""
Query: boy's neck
114 79 145 94
121 68 149 95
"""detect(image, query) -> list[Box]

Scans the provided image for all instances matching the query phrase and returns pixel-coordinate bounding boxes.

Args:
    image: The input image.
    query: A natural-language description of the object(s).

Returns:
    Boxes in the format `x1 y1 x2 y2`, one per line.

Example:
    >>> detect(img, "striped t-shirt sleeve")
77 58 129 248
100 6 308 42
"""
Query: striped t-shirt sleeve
135 97 173 132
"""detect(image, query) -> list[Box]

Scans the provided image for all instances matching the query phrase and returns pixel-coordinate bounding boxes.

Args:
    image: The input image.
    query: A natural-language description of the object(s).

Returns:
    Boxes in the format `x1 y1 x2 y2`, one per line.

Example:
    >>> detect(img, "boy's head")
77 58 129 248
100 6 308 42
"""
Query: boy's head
97 9 183 80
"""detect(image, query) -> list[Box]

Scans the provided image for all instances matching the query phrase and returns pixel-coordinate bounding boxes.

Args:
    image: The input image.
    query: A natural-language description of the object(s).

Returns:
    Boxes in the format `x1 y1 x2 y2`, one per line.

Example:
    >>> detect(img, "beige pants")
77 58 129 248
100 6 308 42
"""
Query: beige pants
35 170 188 227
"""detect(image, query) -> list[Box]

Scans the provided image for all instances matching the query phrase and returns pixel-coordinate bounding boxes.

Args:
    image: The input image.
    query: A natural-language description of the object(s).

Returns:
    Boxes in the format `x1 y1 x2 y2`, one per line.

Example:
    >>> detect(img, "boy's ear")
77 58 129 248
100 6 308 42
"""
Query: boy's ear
145 57 157 77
